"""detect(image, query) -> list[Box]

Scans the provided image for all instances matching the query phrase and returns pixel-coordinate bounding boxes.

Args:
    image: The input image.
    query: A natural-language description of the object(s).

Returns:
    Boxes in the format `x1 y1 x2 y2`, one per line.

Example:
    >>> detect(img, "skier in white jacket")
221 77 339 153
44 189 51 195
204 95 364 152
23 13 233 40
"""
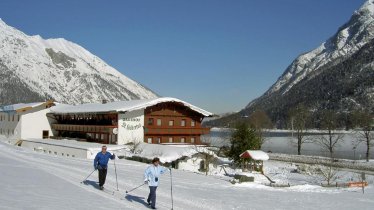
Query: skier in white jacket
144 157 169 209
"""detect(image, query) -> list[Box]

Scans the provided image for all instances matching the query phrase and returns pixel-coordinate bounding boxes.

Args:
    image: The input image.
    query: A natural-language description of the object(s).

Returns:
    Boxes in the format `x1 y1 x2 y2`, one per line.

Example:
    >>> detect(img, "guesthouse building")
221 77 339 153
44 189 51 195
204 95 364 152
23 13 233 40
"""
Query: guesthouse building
48 97 213 145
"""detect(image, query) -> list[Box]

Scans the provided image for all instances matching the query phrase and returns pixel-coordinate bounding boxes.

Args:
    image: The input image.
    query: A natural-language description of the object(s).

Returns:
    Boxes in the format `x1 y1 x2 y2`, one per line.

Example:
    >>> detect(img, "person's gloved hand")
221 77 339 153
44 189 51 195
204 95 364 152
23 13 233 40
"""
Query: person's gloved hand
97 165 103 170
94 165 98 170
112 154 116 159
144 180 148 184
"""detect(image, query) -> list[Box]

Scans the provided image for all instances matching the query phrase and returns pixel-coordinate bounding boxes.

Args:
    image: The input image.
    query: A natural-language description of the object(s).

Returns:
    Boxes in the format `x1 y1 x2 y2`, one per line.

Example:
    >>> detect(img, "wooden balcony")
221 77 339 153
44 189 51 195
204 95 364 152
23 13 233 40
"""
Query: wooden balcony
144 127 210 135
52 124 117 133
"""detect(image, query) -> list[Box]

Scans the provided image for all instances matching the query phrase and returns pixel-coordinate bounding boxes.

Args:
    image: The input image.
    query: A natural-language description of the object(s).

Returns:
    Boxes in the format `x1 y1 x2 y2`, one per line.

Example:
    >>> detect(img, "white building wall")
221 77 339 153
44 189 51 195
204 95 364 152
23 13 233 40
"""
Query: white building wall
0 112 21 143
117 110 144 145
0 104 54 144
20 109 54 140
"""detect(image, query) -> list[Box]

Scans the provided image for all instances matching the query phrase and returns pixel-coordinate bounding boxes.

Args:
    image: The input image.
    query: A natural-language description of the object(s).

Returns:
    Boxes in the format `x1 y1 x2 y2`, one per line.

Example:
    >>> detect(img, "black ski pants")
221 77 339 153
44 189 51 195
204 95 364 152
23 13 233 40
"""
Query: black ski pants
147 186 158 208
98 168 107 187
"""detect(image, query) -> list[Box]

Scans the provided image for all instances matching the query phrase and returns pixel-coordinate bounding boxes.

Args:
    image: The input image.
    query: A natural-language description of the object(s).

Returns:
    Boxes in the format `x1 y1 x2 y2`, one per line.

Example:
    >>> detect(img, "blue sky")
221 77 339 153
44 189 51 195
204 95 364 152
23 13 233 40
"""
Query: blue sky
0 0 365 114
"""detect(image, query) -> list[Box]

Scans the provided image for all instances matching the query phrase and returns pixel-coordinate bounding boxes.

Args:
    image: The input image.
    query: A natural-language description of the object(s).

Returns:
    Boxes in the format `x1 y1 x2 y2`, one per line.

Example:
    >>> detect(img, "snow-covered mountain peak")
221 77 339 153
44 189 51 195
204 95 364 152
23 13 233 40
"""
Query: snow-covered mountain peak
0 19 158 105
265 0 374 96
359 0 374 15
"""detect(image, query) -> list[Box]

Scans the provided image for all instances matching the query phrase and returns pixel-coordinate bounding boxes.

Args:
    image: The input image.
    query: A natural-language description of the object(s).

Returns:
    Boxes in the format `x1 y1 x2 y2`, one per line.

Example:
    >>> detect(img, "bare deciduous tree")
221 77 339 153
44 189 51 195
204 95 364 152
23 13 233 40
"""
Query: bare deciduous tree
288 104 311 155
248 109 273 147
352 110 374 162
315 110 345 158
127 138 143 154
318 165 338 185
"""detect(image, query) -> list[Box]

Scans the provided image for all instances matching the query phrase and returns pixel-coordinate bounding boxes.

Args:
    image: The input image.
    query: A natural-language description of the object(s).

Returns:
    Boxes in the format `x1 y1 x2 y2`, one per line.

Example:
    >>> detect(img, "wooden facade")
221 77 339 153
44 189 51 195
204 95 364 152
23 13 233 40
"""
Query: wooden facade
143 102 210 144
50 101 211 145
50 113 118 144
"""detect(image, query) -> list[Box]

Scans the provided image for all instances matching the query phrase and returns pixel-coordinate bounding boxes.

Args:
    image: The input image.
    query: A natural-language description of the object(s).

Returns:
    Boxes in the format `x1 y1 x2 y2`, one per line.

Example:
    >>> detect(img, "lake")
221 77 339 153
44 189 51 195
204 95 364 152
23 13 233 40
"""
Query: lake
203 129 373 160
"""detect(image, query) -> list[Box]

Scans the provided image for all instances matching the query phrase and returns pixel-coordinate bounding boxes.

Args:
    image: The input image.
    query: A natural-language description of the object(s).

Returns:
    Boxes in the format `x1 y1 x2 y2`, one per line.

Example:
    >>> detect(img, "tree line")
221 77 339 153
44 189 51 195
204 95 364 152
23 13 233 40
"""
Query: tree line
225 108 373 165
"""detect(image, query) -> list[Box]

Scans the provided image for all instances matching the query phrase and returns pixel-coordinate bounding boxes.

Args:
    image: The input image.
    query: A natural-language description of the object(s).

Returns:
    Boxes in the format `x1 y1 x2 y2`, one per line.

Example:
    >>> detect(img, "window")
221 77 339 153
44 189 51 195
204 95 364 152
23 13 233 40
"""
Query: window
157 119 162 126
42 131 49 139
191 137 195 144
148 118 154 125
168 137 173 143
181 137 185 143
181 119 186 127
191 120 195 127
147 137 152 144
156 137 161 144
169 120 174 126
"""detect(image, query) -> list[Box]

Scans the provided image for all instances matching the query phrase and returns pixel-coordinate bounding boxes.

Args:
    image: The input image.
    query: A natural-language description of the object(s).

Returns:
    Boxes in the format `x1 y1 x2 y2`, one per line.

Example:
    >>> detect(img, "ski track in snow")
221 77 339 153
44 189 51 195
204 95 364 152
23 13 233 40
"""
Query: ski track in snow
1 142 374 210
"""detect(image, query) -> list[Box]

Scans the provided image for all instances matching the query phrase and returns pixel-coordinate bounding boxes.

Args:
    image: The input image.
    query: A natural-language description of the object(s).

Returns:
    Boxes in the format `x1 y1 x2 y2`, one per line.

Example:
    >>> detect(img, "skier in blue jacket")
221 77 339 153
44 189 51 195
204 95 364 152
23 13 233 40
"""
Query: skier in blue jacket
93 145 115 190
144 157 169 209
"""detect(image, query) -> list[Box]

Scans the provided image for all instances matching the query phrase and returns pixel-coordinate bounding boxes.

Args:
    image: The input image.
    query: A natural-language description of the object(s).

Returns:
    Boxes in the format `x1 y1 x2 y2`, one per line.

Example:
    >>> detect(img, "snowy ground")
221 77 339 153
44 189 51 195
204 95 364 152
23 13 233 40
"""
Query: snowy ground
1 142 374 210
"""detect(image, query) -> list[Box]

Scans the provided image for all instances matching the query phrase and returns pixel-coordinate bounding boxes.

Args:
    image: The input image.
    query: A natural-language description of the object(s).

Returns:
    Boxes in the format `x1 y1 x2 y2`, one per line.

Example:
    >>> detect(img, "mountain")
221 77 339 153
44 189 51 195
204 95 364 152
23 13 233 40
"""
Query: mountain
207 0 374 128
0 19 158 106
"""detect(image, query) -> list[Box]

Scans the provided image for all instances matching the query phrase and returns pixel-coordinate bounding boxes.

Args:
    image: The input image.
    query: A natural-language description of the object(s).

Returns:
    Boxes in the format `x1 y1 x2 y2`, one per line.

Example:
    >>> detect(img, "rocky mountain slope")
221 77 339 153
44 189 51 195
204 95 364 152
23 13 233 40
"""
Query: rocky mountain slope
207 0 374 128
0 19 158 106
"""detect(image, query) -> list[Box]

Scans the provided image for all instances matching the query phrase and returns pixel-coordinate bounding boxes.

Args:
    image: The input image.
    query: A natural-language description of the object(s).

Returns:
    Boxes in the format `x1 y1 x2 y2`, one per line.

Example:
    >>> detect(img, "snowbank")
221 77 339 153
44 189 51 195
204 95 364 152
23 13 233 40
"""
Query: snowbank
269 153 374 171
117 143 214 163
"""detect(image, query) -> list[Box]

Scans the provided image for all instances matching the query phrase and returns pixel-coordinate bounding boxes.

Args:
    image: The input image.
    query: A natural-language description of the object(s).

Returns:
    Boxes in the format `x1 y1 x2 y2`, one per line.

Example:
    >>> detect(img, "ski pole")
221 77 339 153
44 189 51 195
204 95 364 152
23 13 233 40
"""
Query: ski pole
170 168 174 210
113 155 119 191
81 169 96 183
125 183 147 194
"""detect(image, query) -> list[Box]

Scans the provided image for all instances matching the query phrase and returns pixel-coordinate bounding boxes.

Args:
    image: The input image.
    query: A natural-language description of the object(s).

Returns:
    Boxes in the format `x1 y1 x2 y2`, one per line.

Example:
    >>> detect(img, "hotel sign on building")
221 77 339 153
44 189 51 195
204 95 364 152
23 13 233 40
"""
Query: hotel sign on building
118 110 144 145
48 97 213 145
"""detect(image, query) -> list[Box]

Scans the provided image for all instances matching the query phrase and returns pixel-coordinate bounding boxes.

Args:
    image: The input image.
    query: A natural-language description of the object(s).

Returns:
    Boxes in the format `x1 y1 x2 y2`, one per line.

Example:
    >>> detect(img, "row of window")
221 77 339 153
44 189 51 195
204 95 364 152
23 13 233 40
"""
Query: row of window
148 118 196 127
0 128 15 135
86 133 117 144
33 148 76 158
0 114 20 122
146 136 196 144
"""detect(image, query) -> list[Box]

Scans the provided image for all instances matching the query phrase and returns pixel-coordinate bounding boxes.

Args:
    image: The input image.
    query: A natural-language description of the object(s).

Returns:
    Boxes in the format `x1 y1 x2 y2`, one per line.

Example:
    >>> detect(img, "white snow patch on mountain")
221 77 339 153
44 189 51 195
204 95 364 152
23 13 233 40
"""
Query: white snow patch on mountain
267 0 374 96
0 19 157 104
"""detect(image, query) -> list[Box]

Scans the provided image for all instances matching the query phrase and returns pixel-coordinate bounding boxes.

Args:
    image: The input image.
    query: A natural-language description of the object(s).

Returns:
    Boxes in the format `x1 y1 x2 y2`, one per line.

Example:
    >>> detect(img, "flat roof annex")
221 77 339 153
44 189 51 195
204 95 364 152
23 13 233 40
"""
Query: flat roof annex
0 101 54 113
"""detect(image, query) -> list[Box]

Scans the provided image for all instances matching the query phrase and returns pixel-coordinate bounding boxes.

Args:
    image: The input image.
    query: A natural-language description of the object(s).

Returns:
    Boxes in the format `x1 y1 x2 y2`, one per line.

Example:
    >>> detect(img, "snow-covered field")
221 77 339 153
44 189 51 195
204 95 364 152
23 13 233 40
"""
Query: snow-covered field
1 141 374 210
